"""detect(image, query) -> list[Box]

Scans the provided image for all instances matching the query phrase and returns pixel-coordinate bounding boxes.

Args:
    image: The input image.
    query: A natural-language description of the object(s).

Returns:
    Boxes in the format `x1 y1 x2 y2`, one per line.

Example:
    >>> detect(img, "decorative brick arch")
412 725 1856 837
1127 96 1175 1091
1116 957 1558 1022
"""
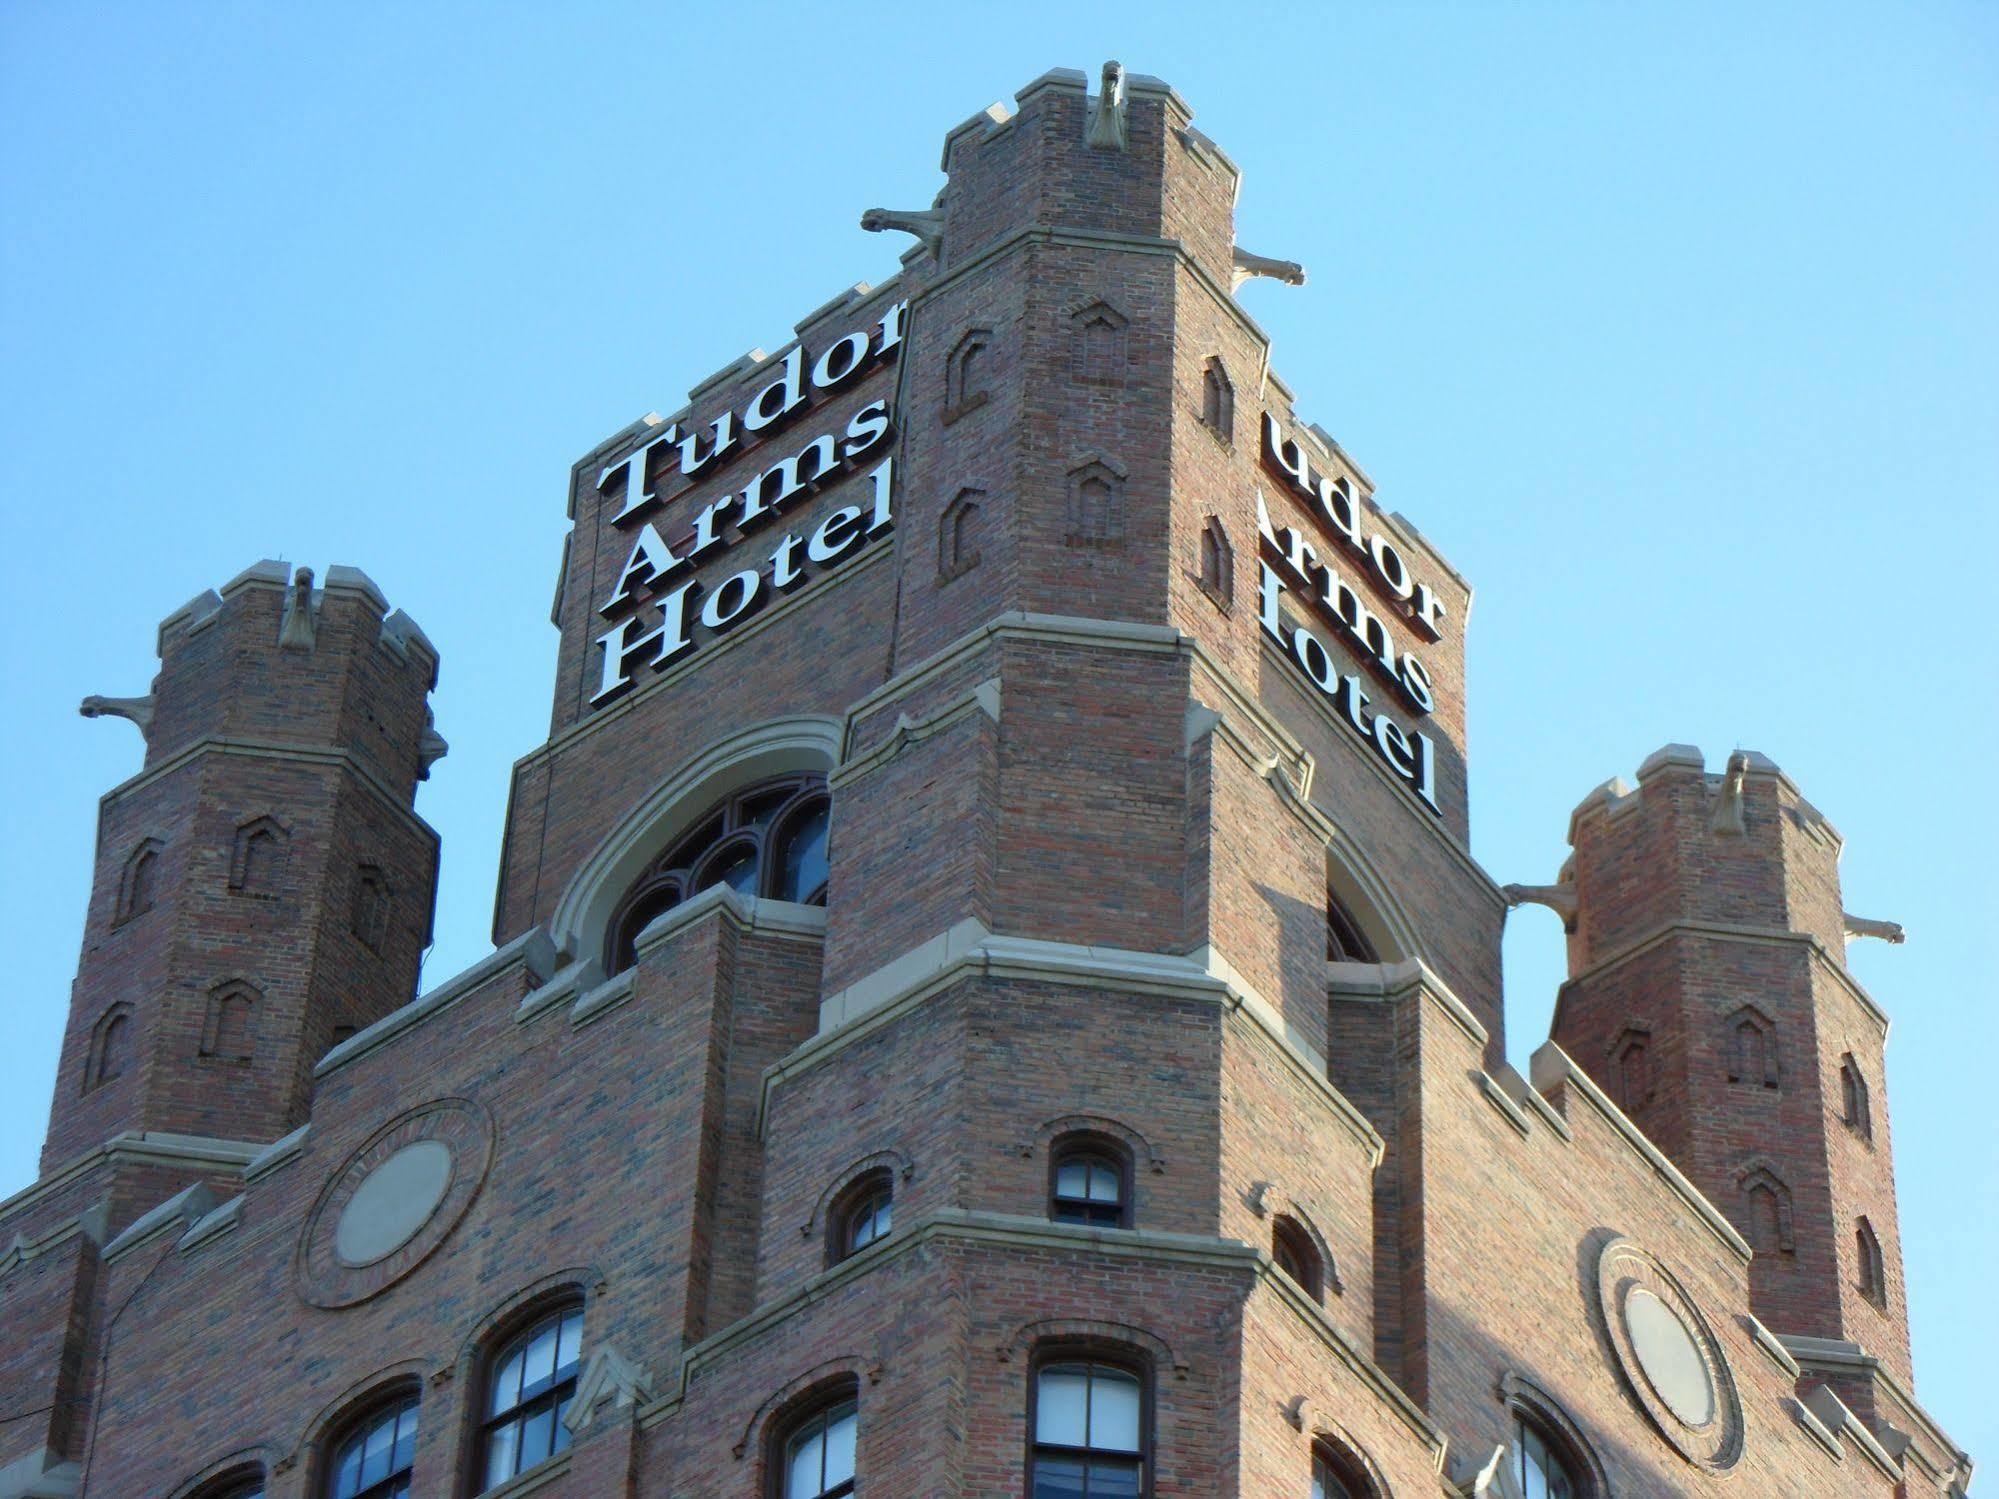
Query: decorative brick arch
1064 455 1127 544
1736 1161 1796 1254
287 1361 427 1484
1067 297 1129 386
84 1003 133 1093
804 1149 914 1240
1245 1183 1342 1297
1001 1316 1185 1380
732 1354 879 1460
943 326 993 423
1498 1369 1612 1496
200 980 260 1063
450 1265 604 1380
165 1449 272 1499
1724 1002 1779 1087
939 487 985 583
1200 356 1235 443
229 815 290 896
116 836 165 923
1196 515 1234 610
1034 1113 1163 1175
1323 829 1420 965
1607 1024 1656 1112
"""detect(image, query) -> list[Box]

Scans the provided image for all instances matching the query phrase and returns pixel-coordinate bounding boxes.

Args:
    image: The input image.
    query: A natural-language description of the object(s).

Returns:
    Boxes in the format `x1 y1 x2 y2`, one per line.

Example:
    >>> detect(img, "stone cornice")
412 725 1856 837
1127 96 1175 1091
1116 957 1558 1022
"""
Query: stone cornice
630 1208 1445 1461
98 737 435 845
1529 1042 1753 1263
1554 920 1891 1037
0 1131 265 1224
759 925 1382 1166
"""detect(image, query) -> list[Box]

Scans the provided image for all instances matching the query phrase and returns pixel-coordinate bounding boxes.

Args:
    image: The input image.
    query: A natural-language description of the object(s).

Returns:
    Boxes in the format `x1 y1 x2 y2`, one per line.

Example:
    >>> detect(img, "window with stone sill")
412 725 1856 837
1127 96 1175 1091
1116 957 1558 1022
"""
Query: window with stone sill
1029 1351 1148 1499
829 1170 894 1265
478 1302 584 1491
1049 1135 1131 1229
323 1392 419 1499
604 773 830 974
774 1389 858 1499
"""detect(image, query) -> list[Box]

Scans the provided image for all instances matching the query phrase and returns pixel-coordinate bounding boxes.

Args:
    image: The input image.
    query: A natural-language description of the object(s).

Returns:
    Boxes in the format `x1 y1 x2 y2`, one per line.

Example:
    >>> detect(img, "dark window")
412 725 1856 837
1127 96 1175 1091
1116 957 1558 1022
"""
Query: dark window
1272 1216 1324 1303
1857 1217 1887 1306
1200 358 1234 442
830 1172 893 1264
1197 518 1234 609
1840 1055 1872 1140
1513 1416 1581 1499
86 1006 130 1091
1311 1440 1372 1499
1726 1008 1779 1088
1325 893 1378 964
605 774 830 972
1030 1356 1146 1498
201 983 258 1063
195 1476 264 1499
351 865 392 953
1050 1138 1130 1228
1614 1032 1653 1111
324 1394 418 1499
479 1303 584 1490
776 1394 857 1499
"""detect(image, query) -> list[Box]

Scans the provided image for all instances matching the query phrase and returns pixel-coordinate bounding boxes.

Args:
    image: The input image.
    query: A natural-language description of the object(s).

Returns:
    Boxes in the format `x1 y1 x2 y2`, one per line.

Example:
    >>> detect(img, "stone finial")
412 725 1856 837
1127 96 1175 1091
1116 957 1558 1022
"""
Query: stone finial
1085 60 1128 150
78 693 155 740
1231 247 1307 290
1502 881 1579 928
561 1345 654 1433
859 204 944 256
1709 751 1749 835
278 566 318 652
417 707 449 780
1843 913 1906 945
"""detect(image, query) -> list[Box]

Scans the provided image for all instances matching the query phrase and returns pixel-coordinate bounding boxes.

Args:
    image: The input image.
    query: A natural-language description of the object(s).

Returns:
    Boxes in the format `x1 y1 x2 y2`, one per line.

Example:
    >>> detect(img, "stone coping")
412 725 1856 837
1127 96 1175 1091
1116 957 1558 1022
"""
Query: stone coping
0 1131 264 1224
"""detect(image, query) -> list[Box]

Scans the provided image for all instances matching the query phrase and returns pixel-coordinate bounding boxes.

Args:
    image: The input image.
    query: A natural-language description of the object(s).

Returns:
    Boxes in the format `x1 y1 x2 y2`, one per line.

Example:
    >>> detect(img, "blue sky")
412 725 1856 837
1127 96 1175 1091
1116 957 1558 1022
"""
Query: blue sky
3 0 1992 1478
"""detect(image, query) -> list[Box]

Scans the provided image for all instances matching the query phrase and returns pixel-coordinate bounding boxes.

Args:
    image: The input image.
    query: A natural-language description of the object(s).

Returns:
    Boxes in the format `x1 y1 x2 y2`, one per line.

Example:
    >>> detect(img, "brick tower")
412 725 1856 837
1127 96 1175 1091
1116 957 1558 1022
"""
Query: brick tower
48 561 443 1167
1545 745 1918 1425
0 64 1973 1499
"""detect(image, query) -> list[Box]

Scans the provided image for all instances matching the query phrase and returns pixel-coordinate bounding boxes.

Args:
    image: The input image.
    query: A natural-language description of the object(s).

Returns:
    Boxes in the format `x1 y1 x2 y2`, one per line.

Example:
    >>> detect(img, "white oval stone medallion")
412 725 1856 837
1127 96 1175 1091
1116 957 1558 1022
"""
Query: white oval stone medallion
334 1139 455 1267
1624 1287 1716 1427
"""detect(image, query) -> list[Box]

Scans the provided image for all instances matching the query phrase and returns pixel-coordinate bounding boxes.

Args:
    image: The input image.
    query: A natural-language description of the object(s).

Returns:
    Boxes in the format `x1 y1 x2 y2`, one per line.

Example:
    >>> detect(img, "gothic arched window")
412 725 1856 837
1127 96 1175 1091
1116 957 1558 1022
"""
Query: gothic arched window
1840 1054 1873 1141
604 774 830 973
117 839 163 922
85 1005 131 1092
1200 357 1235 442
1857 1217 1887 1307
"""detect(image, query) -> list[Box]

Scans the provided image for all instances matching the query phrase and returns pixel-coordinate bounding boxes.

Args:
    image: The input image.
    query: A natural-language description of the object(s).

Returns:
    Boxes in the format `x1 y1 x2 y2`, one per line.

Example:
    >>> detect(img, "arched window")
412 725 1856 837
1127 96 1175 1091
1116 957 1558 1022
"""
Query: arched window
351 865 392 953
1272 1215 1324 1303
323 1392 418 1499
829 1170 893 1265
1200 357 1234 443
1325 891 1378 964
1311 1438 1375 1499
1856 1218 1887 1307
1030 1352 1147 1498
192 1472 264 1499
85 1005 131 1092
1197 516 1234 610
774 1390 858 1499
1726 1005 1778 1088
478 1302 584 1490
118 839 162 922
1840 1054 1872 1140
1049 1136 1131 1229
230 816 289 896
201 982 258 1063
1513 1413 1583 1499
604 773 830 972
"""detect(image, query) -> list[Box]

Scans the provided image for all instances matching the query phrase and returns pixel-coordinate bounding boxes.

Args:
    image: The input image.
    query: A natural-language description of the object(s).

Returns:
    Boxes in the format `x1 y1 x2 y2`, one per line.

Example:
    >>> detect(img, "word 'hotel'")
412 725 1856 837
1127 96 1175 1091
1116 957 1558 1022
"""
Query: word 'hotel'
0 62 1973 1499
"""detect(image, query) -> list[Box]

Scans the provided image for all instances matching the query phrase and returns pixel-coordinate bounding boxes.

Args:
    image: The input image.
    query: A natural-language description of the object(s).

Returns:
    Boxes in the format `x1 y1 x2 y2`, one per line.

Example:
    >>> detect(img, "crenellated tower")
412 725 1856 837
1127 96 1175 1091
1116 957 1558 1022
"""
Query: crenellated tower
47 561 443 1168
1540 745 1916 1416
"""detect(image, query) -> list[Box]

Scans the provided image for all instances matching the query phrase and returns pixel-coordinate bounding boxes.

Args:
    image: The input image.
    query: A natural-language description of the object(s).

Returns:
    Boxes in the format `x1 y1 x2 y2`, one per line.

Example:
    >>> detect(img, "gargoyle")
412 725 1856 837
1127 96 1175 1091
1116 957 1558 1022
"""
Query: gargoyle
1231 247 1307 290
859 204 944 256
1502 881 1579 927
418 707 449 780
278 566 317 652
1843 913 1906 945
1709 750 1749 835
79 693 155 740
1085 60 1128 150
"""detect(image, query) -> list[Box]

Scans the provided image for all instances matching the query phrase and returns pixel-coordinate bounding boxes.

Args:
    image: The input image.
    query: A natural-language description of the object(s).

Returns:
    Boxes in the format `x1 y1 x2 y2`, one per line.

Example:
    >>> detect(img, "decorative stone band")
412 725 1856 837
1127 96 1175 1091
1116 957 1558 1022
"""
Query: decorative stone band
626 1207 1448 1471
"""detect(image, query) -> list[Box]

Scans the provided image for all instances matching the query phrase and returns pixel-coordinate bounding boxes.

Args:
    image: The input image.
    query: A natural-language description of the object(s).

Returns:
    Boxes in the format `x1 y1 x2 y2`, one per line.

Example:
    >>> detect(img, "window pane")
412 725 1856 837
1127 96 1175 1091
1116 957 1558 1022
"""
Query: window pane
1086 1456 1143 1498
776 804 830 902
484 1418 519 1486
552 1398 573 1453
520 1403 555 1468
1086 1163 1120 1203
489 1347 525 1417
521 1322 559 1395
390 1403 417 1472
555 1308 584 1374
359 1415 394 1485
333 1440 362 1498
1088 1368 1141 1452
1055 1161 1089 1198
823 1403 857 1486
785 1423 825 1499
1031 1455 1087 1499
1036 1368 1090 1447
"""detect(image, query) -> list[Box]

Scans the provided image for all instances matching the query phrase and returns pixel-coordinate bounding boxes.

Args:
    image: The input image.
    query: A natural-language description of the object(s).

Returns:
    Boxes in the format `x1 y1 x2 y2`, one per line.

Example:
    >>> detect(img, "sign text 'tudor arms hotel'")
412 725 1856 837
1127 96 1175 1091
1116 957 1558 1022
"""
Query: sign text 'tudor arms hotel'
585 309 1450 819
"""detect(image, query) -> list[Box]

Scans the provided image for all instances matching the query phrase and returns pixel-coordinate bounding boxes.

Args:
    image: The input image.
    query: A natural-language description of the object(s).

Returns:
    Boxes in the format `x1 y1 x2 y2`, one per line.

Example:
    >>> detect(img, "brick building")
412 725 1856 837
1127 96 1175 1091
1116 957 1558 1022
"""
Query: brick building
0 64 1974 1499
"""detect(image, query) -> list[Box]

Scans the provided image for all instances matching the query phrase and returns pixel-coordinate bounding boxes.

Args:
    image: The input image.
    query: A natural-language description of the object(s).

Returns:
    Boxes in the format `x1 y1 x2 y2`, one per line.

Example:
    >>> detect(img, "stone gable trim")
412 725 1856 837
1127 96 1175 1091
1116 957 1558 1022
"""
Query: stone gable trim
313 928 557 1080
242 1124 310 1183
1552 920 1891 1036
630 1208 1446 1461
2 1131 263 1222
1779 1335 1971 1485
1800 1384 1901 1481
1530 1042 1752 1262
102 1182 219 1262
831 678 999 789
175 1194 243 1254
1743 1314 1801 1377
0 1204 107 1275
1789 1395 1844 1460
97 737 436 846
763 924 1381 1163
